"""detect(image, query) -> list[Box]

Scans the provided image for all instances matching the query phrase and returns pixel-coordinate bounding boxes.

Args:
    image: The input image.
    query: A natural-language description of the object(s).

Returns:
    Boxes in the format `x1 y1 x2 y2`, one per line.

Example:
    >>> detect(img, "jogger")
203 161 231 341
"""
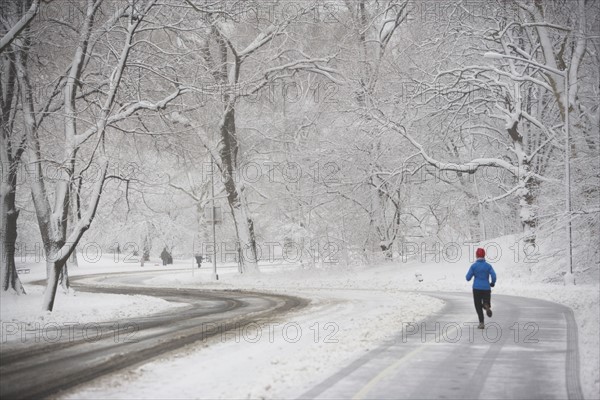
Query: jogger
466 247 497 328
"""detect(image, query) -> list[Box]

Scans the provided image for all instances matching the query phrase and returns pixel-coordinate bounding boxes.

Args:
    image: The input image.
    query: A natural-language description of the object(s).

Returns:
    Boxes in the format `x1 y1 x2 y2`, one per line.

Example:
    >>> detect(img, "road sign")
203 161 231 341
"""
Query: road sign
204 205 222 223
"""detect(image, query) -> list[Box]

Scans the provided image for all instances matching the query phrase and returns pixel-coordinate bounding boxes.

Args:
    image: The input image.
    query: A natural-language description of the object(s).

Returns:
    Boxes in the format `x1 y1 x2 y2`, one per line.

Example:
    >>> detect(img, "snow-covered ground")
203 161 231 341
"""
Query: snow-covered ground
0 260 186 347
0 285 183 339
2 235 598 399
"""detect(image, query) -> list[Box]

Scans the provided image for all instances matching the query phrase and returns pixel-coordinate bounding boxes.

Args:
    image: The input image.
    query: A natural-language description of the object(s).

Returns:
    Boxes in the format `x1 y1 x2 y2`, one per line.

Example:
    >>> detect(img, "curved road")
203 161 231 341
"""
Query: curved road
0 270 307 399
301 291 584 400
1 273 583 400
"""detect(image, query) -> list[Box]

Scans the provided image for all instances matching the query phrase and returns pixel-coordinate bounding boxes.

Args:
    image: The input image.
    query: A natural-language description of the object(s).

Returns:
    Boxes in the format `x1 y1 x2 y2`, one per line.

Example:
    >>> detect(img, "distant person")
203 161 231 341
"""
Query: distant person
195 254 203 268
160 247 170 266
466 247 497 329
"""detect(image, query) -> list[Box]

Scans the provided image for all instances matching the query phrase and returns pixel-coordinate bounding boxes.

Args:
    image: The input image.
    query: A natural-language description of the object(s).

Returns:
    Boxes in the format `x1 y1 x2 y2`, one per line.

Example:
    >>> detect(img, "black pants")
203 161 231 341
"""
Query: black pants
473 289 491 323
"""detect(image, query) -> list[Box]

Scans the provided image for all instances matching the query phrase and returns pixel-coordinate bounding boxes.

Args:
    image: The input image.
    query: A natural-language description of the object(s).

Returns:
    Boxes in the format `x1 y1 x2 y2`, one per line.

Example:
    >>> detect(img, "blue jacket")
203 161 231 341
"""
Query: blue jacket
466 259 496 290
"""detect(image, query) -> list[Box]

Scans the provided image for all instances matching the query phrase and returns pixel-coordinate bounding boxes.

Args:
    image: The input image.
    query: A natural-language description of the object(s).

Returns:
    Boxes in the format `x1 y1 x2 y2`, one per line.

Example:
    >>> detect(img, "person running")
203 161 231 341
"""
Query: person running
466 247 497 329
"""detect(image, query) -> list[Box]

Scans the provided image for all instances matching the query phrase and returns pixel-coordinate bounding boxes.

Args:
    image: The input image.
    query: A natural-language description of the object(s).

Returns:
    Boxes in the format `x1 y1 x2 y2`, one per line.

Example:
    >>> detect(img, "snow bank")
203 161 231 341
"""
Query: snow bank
0 282 185 347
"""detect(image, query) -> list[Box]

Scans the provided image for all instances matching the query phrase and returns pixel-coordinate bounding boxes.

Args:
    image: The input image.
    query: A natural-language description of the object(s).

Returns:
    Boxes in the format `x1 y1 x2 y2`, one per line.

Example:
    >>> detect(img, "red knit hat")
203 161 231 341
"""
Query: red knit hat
476 248 485 259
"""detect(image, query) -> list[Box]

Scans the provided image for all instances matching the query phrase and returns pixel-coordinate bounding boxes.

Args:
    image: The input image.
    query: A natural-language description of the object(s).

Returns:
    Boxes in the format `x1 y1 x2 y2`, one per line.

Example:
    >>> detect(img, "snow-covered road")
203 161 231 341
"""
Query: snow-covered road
1 264 589 400
0 271 306 399
301 291 583 400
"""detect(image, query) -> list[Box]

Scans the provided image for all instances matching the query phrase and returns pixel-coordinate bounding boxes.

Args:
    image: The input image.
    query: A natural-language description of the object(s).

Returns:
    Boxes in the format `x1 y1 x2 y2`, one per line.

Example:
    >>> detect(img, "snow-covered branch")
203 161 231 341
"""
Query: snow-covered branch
0 0 39 53
370 110 556 183
480 184 522 204
75 87 188 147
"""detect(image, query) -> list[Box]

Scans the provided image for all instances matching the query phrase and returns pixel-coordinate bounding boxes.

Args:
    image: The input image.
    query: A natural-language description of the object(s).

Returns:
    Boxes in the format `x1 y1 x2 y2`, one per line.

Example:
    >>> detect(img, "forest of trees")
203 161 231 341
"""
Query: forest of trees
1 0 598 310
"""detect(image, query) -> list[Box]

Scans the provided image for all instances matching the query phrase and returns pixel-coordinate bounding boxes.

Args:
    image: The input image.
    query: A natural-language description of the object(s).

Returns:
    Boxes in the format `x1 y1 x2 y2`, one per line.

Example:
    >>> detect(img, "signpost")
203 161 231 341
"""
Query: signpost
205 158 222 280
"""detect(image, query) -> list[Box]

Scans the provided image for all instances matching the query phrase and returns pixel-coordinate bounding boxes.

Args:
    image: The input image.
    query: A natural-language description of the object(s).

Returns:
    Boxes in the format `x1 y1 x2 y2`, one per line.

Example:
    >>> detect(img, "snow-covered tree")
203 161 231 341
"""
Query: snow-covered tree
0 0 40 294
181 0 340 272
17 0 189 310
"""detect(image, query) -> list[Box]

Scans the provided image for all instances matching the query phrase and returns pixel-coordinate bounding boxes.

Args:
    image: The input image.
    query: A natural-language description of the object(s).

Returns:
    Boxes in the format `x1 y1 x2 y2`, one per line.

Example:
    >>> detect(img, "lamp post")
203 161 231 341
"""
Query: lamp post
483 52 573 277
210 157 218 281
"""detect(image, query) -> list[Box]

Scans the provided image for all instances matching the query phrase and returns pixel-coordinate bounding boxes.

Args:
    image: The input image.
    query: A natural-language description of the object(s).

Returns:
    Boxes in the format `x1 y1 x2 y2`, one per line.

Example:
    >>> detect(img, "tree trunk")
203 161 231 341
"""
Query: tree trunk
472 175 486 241
468 203 482 241
508 111 538 246
1 32 25 294
0 167 25 294
515 140 538 246
67 182 79 269
70 250 79 267
142 234 151 262
58 261 70 293
227 186 259 272
42 255 63 312
219 106 259 272
518 174 538 245
195 201 210 251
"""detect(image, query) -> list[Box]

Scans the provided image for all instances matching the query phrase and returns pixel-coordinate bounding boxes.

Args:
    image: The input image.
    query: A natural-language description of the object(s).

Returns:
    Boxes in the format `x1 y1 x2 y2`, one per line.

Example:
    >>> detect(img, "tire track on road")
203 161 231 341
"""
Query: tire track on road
0 271 308 399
